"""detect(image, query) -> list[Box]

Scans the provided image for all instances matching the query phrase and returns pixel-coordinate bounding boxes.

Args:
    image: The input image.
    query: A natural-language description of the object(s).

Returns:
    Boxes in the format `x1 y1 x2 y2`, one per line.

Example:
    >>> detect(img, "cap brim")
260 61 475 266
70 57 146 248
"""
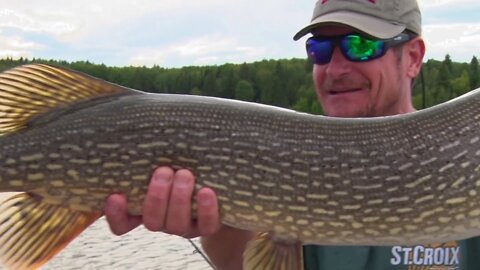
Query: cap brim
293 11 406 40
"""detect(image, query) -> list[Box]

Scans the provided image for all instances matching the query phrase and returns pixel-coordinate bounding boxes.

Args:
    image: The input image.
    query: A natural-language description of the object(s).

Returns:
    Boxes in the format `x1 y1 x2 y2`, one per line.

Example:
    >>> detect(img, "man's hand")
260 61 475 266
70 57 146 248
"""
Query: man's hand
104 167 221 238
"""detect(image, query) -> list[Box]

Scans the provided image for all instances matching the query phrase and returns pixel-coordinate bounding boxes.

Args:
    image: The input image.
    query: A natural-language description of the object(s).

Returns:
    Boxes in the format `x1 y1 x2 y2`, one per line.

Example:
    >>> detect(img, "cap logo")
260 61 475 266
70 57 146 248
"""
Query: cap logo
321 0 376 4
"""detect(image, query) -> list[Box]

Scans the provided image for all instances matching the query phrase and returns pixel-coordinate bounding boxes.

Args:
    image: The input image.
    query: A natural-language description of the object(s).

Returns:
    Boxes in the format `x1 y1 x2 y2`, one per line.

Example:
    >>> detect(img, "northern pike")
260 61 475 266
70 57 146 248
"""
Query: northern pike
1 64 480 270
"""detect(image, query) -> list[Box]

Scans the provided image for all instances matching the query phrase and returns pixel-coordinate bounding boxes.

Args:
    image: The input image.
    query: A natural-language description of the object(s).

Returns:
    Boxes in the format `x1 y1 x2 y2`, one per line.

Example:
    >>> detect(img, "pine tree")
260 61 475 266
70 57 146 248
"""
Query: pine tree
470 56 479 89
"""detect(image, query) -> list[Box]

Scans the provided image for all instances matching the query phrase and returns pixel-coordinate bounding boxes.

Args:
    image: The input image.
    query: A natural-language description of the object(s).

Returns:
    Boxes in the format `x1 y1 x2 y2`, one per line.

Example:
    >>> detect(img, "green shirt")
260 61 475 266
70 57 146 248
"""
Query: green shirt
304 237 480 270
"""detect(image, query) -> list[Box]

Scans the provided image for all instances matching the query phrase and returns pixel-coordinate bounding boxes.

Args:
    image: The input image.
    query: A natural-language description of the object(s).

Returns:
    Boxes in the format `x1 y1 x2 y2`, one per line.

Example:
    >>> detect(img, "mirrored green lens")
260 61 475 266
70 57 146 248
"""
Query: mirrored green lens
342 35 385 61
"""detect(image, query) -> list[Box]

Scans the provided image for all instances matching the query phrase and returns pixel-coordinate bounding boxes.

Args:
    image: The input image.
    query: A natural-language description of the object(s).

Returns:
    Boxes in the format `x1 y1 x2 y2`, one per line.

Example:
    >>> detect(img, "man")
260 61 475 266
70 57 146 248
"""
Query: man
105 0 480 269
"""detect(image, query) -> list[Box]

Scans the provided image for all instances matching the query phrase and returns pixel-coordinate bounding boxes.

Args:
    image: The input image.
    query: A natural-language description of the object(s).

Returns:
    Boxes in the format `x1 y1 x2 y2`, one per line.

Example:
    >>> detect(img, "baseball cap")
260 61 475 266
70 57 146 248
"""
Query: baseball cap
293 0 421 40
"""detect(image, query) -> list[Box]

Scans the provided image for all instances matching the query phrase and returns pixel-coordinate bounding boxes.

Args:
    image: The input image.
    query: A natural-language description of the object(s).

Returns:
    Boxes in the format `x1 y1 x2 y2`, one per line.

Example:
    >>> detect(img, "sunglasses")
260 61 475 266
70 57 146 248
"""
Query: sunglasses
306 33 412 65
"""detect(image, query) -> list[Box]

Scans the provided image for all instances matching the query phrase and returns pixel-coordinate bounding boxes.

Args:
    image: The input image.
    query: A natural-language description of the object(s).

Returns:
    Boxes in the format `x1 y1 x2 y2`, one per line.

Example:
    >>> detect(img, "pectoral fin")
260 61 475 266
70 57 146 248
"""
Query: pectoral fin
0 193 101 270
243 232 304 270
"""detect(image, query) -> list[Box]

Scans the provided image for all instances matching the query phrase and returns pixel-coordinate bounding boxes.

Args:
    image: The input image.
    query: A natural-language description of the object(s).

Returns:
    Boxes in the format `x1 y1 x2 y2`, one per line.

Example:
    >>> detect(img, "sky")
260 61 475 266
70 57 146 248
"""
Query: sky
0 0 479 68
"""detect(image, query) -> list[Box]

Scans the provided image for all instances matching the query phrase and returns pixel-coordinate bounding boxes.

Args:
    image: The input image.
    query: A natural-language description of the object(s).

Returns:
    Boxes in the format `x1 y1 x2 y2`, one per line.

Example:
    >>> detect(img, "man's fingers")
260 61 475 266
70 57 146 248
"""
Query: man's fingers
143 167 174 231
106 167 220 239
105 194 142 235
165 169 195 235
196 187 221 236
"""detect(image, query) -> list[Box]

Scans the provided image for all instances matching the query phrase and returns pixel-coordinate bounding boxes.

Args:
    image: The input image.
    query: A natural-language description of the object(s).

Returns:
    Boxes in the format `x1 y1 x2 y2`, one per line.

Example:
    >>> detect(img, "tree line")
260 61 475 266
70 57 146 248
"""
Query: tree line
0 55 478 114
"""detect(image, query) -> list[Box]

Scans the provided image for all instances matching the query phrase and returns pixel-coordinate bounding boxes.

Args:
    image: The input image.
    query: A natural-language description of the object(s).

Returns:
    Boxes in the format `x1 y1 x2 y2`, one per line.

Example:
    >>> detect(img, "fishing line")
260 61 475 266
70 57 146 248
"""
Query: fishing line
188 238 217 270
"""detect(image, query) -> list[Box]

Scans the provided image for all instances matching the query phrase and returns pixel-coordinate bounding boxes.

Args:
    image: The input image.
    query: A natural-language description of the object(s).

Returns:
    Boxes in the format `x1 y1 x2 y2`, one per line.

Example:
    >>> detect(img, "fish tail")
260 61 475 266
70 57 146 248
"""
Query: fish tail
0 193 101 270
0 64 136 136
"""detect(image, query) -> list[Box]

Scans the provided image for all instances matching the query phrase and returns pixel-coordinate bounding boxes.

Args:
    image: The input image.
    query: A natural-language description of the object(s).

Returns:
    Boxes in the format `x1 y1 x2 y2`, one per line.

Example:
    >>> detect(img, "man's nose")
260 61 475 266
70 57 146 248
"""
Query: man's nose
325 47 351 78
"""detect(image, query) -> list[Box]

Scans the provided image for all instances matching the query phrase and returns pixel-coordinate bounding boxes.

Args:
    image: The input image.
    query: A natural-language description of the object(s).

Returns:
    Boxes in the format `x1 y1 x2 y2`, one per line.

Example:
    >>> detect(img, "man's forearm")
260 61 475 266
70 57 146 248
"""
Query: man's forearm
201 225 255 270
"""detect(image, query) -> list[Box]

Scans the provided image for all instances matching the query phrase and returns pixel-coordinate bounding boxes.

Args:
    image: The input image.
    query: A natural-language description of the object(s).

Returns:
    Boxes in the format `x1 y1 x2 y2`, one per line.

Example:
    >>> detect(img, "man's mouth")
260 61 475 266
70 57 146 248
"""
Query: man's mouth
328 88 363 95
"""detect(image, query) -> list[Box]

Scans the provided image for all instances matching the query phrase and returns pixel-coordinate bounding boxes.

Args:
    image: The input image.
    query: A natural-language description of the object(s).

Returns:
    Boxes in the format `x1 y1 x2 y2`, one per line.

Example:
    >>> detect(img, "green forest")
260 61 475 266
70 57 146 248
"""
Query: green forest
0 55 478 115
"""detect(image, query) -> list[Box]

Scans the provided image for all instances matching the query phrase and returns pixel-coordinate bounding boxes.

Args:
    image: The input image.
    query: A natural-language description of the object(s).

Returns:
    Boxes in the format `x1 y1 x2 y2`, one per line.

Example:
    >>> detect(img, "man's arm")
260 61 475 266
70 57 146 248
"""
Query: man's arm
104 166 253 269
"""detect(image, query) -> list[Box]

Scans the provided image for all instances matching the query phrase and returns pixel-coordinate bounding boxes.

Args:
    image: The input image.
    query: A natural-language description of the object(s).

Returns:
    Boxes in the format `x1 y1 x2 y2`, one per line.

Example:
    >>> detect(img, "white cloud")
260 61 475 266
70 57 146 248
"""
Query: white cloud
129 34 266 67
0 1 231 42
0 1 478 66
172 36 254 57
419 0 480 8
0 33 43 59
195 56 220 66
129 49 166 67
0 0 309 66
423 23 480 61
0 9 75 35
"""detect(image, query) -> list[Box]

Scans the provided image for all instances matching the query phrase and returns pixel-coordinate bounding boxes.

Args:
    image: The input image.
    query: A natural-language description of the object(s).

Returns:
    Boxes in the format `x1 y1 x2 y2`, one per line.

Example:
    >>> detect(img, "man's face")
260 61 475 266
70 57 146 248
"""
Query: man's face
311 26 410 118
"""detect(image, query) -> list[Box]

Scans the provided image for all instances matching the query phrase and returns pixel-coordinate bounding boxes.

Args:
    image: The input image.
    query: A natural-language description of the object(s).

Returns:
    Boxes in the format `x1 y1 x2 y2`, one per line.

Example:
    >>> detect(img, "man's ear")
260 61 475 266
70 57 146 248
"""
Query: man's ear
405 37 426 79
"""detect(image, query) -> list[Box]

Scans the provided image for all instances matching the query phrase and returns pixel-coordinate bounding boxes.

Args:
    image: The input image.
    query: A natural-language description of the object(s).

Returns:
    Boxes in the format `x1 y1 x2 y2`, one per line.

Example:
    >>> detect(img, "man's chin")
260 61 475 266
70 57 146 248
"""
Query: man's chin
323 107 365 118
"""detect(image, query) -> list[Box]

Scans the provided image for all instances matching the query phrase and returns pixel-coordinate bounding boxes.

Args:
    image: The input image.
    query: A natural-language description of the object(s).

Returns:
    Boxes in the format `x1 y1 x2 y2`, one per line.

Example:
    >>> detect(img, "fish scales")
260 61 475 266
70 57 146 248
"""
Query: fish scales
1 87 480 245
1 64 480 269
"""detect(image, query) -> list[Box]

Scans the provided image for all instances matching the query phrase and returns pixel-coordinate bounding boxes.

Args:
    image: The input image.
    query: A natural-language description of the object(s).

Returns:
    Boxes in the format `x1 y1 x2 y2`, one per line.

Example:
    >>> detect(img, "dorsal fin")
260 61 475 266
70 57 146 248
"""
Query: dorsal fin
0 64 138 135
